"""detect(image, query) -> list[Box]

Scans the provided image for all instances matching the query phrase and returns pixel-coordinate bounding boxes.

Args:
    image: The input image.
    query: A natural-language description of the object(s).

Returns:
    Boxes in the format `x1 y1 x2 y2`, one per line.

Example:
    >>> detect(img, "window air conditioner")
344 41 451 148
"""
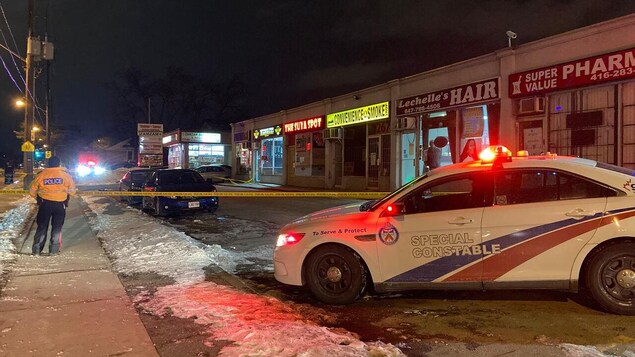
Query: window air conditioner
324 128 342 140
518 97 546 115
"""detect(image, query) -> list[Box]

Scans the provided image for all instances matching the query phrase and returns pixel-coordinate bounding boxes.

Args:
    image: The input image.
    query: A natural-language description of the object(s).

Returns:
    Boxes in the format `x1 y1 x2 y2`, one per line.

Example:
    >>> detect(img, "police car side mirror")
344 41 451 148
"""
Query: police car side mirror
380 202 404 217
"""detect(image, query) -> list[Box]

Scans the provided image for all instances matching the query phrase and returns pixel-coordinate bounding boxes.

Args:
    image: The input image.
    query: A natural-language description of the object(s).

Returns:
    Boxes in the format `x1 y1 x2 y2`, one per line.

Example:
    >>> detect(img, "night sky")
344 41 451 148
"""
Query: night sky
0 0 633 159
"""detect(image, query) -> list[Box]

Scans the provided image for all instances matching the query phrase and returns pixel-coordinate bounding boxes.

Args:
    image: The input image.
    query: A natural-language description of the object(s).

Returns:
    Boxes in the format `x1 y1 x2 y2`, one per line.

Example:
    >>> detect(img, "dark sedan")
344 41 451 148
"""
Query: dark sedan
141 169 219 216
119 168 157 204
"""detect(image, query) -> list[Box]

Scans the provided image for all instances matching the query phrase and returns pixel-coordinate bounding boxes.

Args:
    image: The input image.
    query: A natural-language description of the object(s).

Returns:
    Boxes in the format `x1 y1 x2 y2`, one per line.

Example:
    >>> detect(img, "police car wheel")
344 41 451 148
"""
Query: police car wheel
141 198 151 213
586 242 635 315
304 245 367 305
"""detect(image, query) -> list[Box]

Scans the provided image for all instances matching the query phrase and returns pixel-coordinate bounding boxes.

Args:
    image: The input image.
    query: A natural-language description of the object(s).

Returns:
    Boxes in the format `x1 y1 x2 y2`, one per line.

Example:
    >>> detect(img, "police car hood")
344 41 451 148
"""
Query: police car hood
288 202 366 225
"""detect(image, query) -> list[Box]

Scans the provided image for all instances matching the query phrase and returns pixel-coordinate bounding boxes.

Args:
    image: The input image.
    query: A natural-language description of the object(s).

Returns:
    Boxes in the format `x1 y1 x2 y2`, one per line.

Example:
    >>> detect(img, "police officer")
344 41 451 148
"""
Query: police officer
29 156 77 256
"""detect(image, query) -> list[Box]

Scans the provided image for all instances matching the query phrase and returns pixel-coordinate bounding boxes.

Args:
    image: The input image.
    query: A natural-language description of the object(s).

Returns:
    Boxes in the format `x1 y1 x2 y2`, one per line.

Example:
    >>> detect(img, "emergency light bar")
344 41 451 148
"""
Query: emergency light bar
479 146 512 164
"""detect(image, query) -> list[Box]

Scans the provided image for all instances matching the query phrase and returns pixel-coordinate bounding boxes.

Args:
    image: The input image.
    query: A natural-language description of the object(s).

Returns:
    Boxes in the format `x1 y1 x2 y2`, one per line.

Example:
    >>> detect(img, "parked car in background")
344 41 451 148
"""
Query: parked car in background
194 164 231 183
110 161 137 170
119 168 158 204
142 169 219 216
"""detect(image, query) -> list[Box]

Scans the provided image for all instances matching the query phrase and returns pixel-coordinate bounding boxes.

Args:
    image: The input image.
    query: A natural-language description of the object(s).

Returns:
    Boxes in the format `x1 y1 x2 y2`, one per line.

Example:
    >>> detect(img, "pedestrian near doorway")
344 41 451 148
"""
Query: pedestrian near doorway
425 140 441 170
29 156 77 256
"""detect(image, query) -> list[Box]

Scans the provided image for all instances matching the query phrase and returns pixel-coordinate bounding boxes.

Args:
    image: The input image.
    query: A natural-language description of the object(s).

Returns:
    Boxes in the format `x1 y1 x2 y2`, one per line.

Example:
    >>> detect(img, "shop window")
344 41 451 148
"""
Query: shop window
294 132 325 177
168 145 183 168
343 125 366 176
261 137 283 176
236 143 251 175
459 105 490 163
188 144 228 168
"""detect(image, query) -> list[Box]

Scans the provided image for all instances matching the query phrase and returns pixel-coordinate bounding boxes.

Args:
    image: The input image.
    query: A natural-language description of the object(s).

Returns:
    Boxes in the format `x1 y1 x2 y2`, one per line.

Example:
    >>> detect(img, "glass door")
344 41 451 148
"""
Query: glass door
367 136 380 189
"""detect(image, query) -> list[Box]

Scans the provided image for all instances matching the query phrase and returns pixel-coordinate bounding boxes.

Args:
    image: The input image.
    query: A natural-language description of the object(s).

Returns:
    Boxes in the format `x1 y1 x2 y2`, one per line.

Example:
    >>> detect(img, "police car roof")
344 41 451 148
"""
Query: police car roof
429 153 633 194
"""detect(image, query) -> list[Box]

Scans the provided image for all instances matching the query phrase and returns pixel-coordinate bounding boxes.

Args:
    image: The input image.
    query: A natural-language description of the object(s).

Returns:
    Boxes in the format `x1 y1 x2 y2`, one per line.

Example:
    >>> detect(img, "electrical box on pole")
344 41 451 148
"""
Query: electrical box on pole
42 41 54 60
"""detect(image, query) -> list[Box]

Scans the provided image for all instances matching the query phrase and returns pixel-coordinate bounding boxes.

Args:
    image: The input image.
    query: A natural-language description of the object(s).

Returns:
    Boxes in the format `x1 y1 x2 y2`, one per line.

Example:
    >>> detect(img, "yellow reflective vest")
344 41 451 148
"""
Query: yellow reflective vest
29 167 77 202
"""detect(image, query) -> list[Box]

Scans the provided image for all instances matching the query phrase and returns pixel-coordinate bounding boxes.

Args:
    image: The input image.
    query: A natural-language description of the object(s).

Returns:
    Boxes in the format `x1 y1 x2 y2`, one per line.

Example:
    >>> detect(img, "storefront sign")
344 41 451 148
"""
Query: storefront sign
139 143 163 154
137 131 164 137
162 133 178 145
137 123 163 155
509 47 635 98
234 131 250 142
284 115 325 135
253 125 282 139
181 132 221 143
396 78 500 116
327 102 390 128
139 154 163 167
137 123 163 133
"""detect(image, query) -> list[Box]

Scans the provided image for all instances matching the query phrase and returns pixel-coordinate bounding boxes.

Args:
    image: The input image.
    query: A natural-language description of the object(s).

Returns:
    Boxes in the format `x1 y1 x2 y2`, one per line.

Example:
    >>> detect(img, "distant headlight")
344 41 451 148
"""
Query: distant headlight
76 164 91 177
94 166 106 175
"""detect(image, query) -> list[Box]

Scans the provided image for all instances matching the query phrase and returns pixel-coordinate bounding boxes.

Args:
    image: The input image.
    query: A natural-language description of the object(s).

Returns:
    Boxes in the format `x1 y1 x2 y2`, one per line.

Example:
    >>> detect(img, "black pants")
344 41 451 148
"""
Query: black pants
32 200 66 254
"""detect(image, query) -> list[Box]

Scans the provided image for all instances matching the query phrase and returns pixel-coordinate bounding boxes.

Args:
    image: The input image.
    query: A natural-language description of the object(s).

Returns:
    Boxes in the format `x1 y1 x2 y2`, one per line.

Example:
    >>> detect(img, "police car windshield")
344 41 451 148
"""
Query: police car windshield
365 173 429 211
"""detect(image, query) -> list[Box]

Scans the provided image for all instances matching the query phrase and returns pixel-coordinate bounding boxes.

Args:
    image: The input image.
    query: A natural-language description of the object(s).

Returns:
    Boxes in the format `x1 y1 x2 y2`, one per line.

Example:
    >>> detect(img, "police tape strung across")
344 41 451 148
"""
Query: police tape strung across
0 189 388 199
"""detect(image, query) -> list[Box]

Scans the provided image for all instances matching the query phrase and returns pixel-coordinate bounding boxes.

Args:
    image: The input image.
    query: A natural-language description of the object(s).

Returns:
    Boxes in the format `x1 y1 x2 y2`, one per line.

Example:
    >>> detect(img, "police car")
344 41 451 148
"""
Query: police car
273 146 635 315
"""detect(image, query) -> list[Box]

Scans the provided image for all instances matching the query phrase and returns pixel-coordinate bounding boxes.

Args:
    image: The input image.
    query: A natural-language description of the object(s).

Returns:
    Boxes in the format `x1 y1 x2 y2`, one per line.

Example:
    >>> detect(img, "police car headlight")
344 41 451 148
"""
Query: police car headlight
76 164 91 177
276 232 305 247
94 166 106 175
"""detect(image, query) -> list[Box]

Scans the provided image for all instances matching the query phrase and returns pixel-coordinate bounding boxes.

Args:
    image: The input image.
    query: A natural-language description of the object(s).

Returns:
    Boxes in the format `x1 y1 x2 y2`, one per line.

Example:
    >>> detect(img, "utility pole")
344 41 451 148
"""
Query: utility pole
22 0 35 189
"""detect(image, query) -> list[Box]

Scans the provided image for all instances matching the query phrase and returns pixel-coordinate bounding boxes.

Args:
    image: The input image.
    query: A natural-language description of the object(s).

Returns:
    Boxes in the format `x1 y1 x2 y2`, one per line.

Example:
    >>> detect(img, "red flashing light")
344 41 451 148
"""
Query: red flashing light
276 232 305 247
380 202 403 217
479 145 511 163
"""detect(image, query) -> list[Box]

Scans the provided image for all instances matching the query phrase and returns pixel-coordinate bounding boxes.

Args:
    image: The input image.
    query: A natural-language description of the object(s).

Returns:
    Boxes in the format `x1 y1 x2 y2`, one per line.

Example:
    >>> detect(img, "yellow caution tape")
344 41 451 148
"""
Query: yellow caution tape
0 189 388 199
0 190 28 195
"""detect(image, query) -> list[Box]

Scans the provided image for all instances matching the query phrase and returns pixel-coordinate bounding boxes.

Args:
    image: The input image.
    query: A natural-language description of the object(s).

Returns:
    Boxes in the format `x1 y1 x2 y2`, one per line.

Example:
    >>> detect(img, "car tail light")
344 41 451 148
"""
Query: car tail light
276 232 305 247
144 186 156 192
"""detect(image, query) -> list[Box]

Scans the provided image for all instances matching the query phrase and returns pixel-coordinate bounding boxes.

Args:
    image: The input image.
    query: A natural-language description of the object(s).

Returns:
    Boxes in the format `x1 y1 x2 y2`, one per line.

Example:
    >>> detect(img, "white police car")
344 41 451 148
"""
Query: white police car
274 146 635 315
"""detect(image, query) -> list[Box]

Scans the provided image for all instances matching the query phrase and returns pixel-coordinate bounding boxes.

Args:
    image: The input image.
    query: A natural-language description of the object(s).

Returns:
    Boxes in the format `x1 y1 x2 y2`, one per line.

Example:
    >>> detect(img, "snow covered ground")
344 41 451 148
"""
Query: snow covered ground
0 171 405 356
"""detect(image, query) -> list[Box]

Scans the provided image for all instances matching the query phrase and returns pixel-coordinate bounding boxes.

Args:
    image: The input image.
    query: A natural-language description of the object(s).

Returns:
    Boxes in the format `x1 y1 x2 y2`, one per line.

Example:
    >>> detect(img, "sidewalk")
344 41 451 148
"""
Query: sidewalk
0 196 158 356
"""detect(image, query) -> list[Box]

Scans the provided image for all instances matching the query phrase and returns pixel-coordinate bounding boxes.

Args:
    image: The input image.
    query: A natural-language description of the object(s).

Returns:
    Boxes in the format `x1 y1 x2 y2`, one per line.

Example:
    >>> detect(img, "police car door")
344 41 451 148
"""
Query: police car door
478 169 609 288
375 172 491 286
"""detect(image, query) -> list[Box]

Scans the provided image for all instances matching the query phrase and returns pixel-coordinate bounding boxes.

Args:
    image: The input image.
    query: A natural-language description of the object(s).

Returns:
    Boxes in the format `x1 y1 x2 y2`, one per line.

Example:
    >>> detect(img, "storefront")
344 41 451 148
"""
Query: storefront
253 124 284 184
325 101 391 191
396 78 501 185
232 123 252 179
509 47 635 168
284 115 326 188
162 129 231 169
231 15 634 191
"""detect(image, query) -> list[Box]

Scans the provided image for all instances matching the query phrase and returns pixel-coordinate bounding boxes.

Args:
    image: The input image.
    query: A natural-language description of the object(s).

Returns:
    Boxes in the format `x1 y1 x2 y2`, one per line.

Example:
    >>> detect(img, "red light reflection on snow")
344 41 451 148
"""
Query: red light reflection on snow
183 283 304 323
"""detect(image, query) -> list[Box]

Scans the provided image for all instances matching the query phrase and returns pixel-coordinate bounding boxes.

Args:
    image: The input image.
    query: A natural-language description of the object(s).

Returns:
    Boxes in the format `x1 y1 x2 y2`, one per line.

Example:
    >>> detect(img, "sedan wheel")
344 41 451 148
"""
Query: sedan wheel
155 198 166 217
586 242 635 315
305 245 367 305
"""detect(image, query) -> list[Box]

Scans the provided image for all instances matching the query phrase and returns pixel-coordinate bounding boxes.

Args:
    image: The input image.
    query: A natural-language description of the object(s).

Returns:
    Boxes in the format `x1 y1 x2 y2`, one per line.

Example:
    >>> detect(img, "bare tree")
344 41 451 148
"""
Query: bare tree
109 66 248 136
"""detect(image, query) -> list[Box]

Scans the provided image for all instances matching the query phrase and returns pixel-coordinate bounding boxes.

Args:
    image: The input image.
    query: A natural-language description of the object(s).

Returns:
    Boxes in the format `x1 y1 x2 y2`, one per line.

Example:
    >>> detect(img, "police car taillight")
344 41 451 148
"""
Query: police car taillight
276 232 305 247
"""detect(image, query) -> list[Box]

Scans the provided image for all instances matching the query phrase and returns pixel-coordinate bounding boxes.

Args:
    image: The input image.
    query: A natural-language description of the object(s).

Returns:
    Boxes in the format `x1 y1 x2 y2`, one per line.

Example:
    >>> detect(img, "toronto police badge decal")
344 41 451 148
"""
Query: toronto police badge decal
378 222 399 245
